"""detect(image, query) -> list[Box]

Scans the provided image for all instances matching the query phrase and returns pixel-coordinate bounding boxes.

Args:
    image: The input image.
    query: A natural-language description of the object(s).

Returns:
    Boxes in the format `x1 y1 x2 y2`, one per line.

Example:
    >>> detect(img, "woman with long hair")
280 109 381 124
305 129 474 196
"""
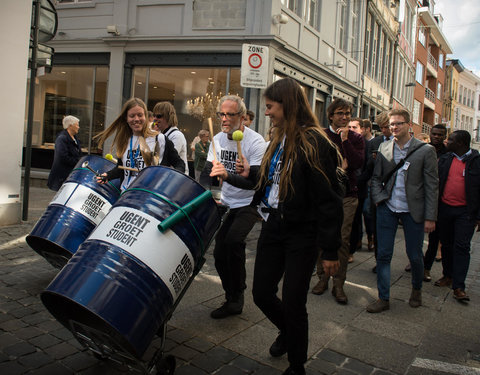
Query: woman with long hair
239 78 343 375
95 97 184 190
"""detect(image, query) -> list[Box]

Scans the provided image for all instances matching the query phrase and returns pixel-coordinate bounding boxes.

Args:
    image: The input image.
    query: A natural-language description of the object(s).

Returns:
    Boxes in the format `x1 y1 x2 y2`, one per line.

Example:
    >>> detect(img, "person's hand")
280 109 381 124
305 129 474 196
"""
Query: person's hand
96 173 108 184
424 220 435 233
341 158 348 170
210 160 228 180
322 260 339 278
235 155 250 177
337 127 349 142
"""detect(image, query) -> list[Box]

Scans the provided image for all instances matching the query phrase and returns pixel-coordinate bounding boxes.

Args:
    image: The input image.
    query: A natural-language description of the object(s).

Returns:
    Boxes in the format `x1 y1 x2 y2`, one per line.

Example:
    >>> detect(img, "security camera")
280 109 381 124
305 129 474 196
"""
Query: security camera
106 25 119 36
272 14 289 25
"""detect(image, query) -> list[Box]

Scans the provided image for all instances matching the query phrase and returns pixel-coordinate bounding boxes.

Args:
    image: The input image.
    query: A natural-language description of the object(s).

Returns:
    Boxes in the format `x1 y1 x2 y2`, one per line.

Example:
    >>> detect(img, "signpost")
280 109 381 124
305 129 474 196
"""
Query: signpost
241 43 269 89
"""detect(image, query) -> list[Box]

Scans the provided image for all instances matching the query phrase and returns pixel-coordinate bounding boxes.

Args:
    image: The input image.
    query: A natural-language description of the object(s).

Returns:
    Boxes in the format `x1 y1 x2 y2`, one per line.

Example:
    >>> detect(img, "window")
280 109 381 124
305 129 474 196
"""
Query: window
415 62 424 84
437 82 442 100
281 0 301 17
365 13 372 75
418 27 426 47
463 87 467 105
434 113 440 124
377 31 385 83
439 54 444 69
25 65 108 154
370 22 380 79
304 0 319 28
348 0 361 60
57 0 92 3
459 85 463 103
413 100 421 124
339 1 347 51
384 38 392 90
132 67 242 147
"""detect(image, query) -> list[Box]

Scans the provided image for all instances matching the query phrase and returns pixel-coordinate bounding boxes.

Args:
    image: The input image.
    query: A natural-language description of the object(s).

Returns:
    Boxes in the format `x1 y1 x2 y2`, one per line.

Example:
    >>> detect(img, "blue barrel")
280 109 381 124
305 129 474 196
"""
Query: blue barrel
26 155 121 269
41 166 221 360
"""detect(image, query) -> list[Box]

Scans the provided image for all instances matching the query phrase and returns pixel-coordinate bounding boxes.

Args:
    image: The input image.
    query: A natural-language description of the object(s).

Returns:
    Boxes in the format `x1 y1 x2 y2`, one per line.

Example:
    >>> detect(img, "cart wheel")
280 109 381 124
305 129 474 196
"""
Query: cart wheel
156 355 176 375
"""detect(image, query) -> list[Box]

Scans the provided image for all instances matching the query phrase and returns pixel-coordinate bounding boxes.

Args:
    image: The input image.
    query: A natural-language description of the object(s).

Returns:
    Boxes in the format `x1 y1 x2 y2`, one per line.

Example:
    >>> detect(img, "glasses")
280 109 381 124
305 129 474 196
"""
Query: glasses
216 111 241 119
390 121 407 127
154 114 164 119
333 111 351 117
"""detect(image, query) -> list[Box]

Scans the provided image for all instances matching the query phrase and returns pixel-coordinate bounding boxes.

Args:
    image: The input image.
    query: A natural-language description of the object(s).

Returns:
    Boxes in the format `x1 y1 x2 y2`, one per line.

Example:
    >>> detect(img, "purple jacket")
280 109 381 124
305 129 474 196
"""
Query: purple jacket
325 128 365 198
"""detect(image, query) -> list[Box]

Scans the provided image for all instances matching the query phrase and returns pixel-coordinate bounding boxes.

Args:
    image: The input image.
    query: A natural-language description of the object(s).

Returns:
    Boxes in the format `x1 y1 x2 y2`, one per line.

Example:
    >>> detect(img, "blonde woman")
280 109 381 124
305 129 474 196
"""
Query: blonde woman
95 98 184 191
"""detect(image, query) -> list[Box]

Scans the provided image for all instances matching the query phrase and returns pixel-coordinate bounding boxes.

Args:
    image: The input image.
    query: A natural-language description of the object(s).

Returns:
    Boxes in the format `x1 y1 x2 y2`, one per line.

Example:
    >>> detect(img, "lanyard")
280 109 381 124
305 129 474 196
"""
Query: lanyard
124 136 140 189
262 143 283 207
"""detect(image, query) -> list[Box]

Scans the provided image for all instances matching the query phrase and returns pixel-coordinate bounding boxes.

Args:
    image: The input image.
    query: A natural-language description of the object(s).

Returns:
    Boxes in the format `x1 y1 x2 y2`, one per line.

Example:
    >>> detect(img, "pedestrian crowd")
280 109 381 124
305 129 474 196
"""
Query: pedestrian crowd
45 77 479 375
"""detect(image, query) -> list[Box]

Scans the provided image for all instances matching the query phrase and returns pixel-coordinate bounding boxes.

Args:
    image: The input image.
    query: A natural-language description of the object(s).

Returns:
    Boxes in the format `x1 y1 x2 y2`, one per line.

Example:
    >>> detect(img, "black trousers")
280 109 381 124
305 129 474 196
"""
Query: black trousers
213 205 258 301
252 214 319 367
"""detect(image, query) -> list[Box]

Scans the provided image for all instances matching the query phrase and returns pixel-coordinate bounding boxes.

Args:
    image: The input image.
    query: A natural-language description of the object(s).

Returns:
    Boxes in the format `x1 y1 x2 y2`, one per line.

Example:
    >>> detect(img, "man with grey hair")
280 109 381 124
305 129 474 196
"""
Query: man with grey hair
200 95 266 319
47 115 82 191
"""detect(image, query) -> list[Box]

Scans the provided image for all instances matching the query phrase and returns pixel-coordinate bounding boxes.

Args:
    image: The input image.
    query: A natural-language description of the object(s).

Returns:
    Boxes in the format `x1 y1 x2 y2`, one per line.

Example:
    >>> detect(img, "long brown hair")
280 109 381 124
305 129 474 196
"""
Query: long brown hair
258 78 340 201
94 98 157 159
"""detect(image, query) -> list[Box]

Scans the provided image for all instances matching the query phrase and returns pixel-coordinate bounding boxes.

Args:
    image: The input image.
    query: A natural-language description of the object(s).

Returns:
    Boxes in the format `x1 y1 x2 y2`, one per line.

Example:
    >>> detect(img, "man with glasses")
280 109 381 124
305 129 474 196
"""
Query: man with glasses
312 98 364 305
367 109 438 313
200 95 266 319
152 101 189 175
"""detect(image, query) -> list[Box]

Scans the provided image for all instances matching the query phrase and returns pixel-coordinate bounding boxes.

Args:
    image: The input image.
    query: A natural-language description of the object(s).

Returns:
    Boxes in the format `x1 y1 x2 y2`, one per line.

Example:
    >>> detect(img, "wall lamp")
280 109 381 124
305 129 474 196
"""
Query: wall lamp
106 25 120 36
272 14 288 25
325 61 344 69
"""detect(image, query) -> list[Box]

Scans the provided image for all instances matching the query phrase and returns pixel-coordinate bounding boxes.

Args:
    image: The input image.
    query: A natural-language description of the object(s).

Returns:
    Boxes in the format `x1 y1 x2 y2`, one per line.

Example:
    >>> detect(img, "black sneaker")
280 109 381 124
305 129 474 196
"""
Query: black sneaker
210 301 242 319
269 332 287 357
282 365 305 375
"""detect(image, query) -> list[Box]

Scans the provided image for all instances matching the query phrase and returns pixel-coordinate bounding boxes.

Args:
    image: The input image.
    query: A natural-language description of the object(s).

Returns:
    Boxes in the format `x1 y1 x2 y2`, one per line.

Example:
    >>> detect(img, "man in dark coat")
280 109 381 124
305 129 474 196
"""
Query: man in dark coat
47 115 82 191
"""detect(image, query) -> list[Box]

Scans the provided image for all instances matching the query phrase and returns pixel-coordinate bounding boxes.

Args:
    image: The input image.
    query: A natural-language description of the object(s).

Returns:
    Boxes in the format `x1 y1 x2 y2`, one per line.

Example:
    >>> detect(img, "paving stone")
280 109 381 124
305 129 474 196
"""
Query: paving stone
10 307 37 319
252 366 283 375
20 312 51 326
0 360 28 375
44 342 80 360
15 327 44 340
336 368 360 375
168 344 200 361
60 351 99 372
50 328 74 341
167 328 196 344
17 350 54 369
189 352 224 373
230 354 262 372
307 357 337 374
35 319 63 332
174 365 209 375
316 349 347 366
3 341 37 357
343 358 375 374
0 352 8 362
0 318 28 331
24 361 74 375
215 364 246 375
372 370 396 375
0 311 14 323
0 332 22 348
184 337 215 353
206 345 238 363
28 334 62 350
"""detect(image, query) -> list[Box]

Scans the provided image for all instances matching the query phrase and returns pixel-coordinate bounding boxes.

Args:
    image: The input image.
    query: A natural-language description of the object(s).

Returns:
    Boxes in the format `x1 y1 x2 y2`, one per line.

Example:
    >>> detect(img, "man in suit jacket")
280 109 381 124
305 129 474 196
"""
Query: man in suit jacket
367 109 438 313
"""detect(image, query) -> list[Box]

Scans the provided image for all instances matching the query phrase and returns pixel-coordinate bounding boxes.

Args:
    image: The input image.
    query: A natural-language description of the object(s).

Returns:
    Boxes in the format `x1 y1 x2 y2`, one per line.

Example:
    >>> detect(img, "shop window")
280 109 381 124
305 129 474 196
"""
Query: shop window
25 65 108 155
132 67 242 150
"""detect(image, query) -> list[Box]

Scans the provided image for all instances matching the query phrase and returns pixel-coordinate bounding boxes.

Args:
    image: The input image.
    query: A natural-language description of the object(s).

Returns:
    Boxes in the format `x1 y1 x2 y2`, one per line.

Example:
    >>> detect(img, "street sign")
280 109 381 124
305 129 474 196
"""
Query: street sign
241 43 269 89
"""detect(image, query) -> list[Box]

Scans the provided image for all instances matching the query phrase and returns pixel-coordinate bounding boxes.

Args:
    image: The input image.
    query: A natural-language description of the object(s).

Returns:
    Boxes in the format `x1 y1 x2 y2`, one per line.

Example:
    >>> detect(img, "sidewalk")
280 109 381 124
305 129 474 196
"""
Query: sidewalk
0 186 479 374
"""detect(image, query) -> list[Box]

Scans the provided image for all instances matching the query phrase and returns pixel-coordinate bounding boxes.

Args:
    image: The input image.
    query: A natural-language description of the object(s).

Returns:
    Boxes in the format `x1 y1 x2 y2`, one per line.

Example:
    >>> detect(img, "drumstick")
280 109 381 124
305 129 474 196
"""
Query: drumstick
207 118 218 162
208 117 221 182
106 154 139 172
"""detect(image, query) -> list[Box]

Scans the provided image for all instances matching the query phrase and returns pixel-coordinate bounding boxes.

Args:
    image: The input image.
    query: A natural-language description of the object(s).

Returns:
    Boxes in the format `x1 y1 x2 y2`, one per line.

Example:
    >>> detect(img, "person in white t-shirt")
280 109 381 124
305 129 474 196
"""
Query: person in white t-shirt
152 101 189 175
94 98 185 191
200 95 267 319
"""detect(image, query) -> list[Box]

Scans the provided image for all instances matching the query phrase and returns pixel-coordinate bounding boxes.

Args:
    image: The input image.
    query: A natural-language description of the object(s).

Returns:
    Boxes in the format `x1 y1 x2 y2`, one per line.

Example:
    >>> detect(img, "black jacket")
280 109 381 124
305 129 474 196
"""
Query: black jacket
47 130 82 191
438 149 480 221
251 131 343 259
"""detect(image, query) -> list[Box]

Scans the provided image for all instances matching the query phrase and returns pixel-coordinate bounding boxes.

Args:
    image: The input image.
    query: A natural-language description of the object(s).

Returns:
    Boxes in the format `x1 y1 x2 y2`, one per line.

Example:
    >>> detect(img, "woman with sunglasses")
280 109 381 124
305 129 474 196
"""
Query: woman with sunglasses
217 78 343 375
94 97 185 191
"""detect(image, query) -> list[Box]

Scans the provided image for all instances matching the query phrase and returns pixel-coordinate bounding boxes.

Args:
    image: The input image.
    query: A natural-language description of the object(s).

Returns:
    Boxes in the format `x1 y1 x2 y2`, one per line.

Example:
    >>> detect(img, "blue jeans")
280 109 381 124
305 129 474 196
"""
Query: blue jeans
376 204 425 300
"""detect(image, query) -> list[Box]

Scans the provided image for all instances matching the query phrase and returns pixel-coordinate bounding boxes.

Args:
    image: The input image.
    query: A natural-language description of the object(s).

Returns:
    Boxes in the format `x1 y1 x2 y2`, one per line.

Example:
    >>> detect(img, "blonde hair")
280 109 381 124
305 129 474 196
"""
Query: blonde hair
153 101 178 128
94 98 156 159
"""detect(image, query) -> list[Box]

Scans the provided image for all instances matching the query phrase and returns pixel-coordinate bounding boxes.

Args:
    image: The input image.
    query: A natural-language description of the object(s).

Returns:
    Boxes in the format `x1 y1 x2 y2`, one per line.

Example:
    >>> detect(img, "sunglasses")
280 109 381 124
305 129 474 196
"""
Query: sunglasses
154 114 164 119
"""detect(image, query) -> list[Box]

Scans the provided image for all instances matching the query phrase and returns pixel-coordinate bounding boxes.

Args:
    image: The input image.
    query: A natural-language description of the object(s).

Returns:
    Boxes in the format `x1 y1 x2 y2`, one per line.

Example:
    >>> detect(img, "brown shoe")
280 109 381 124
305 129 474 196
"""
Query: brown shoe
367 299 389 313
348 255 354 263
332 281 348 304
423 270 432 282
453 288 470 301
312 277 329 295
434 276 452 287
409 288 422 308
